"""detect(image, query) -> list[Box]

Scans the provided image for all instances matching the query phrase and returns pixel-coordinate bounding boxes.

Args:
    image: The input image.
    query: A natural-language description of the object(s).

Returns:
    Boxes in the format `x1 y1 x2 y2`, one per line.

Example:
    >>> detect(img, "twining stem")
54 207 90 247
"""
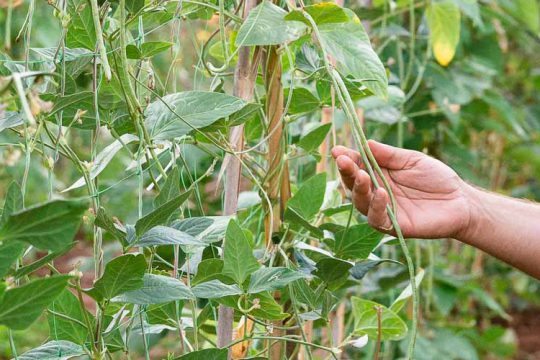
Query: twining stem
303 12 419 359
89 0 112 80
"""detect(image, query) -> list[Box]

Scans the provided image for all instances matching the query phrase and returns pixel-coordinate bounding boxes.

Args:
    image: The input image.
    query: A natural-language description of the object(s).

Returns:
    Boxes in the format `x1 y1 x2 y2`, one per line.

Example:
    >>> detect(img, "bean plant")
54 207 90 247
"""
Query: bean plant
0 0 539 359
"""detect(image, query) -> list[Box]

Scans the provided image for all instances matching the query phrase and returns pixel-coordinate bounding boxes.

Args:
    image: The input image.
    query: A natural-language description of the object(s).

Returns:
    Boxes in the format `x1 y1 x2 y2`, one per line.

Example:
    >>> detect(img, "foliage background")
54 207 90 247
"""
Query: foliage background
1 0 540 359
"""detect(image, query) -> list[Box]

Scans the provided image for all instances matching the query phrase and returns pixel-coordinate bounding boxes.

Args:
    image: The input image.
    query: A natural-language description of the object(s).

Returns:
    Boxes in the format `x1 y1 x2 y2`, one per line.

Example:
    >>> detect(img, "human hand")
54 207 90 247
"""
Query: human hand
332 141 474 239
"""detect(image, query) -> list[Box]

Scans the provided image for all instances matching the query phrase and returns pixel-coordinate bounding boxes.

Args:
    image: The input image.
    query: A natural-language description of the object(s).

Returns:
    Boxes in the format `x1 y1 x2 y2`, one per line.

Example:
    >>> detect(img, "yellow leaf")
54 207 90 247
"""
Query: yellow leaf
427 1 461 67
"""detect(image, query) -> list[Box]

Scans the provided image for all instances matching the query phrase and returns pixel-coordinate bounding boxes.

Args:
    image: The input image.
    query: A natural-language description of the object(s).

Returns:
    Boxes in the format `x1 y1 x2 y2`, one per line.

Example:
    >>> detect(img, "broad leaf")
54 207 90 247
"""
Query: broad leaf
112 274 194 304
426 1 461 67
95 207 126 243
192 258 225 285
15 243 75 279
314 257 352 287
248 267 307 293
87 254 146 301
235 1 307 46
0 199 87 251
175 348 228 360
135 226 204 248
16 340 85 360
192 279 243 299
298 123 332 153
222 220 260 285
351 297 407 341
284 87 320 114
48 289 92 345
0 112 24 133
135 190 192 236
154 167 181 207
0 181 23 226
286 173 326 221
66 0 96 50
390 268 425 313
333 223 383 260
145 91 247 140
172 216 232 244
317 9 388 98
64 134 139 192
350 259 402 280
0 242 25 278
285 2 349 25
0 276 71 329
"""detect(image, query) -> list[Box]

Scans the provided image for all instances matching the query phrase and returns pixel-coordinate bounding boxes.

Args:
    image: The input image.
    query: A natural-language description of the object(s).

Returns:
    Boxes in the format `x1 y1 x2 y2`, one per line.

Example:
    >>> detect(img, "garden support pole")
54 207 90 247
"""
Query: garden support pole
217 0 259 356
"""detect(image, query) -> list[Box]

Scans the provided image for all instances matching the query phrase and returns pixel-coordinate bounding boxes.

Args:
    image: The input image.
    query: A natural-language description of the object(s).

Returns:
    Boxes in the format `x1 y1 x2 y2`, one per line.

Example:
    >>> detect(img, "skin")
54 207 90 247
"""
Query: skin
332 140 540 280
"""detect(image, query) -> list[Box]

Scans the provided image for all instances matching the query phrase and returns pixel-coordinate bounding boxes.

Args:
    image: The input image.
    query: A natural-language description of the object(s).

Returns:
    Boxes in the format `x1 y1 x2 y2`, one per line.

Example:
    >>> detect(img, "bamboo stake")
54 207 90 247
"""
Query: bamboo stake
217 0 259 356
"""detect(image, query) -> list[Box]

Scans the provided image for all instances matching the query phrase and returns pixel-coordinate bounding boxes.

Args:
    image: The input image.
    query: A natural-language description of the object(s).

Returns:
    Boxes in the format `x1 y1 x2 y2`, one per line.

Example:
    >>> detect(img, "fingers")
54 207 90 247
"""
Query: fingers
367 188 393 232
368 140 420 170
352 169 372 214
332 146 364 190
331 145 363 166
335 155 359 190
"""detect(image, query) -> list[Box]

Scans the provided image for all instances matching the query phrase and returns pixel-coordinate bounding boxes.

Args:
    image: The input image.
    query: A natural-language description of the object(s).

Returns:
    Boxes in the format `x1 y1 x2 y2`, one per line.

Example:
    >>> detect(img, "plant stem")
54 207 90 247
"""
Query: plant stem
304 12 419 359
89 0 112 80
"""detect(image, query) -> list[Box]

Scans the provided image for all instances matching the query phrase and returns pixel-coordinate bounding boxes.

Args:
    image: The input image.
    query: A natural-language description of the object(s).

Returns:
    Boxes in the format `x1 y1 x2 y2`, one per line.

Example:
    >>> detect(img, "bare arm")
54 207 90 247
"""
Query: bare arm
332 141 540 280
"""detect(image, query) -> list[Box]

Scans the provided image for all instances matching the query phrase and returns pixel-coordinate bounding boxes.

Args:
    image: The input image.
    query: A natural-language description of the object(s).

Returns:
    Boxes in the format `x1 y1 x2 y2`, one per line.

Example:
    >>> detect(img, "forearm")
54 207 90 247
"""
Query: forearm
459 184 540 280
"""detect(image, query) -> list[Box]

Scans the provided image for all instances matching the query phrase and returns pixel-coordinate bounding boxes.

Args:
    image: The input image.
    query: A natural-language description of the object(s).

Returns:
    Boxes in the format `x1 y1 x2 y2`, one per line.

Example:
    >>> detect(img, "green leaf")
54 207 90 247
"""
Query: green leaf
125 45 142 60
154 167 181 207
512 0 539 33
47 91 98 129
112 274 194 304
314 257 352 288
248 267 307 293
284 87 321 114
0 242 25 278
222 220 260 285
0 199 87 251
175 348 228 360
0 111 24 133
285 2 349 25
64 134 139 191
390 268 425 313
95 207 126 243
192 279 243 299
145 91 247 140
317 9 388 98
141 41 174 58
0 181 23 226
286 173 326 220
333 223 383 260
351 297 408 341
235 1 307 46
0 275 71 330
15 243 75 279
350 259 402 280
86 254 146 301
298 123 332 153
172 216 232 246
426 1 461 67
135 226 204 248
126 42 174 59
125 0 145 14
192 258 225 285
135 190 192 236
66 0 96 50
16 340 85 360
217 291 288 320
48 289 92 345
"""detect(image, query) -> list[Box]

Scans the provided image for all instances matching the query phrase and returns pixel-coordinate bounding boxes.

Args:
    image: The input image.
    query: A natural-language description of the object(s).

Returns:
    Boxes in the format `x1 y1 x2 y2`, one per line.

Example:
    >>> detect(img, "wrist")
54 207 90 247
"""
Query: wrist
456 182 487 243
